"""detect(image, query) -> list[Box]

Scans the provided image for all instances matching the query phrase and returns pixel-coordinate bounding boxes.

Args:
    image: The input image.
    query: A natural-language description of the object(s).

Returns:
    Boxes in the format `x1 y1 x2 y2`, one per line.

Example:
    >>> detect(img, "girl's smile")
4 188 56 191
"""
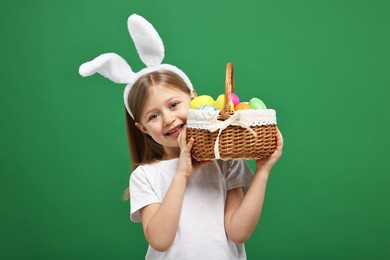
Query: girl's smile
165 124 184 137
135 84 192 158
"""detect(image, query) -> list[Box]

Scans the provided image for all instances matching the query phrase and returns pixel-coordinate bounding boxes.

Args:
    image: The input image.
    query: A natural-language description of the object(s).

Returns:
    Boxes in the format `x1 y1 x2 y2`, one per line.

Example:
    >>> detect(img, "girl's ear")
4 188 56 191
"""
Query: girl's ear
190 89 197 99
135 122 148 135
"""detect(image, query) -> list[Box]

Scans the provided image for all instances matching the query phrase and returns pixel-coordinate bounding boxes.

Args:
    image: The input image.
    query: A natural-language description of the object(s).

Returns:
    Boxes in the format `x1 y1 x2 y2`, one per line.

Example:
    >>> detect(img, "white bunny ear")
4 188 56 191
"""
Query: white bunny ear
79 53 135 84
128 14 164 67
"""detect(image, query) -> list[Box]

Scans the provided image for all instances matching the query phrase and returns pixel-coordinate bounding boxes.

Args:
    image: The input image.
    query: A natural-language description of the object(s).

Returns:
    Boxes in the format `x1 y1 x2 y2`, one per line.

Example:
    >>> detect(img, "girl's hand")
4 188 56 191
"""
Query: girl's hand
177 125 211 178
255 127 284 173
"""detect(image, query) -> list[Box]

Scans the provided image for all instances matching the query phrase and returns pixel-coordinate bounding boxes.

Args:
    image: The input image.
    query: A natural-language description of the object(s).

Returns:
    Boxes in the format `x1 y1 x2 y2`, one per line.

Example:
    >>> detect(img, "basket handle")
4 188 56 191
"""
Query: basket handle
220 62 235 120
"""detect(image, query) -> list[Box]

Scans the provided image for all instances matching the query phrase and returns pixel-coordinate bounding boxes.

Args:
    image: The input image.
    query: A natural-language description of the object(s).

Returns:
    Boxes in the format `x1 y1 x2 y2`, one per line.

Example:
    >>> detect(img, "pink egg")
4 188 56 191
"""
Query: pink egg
230 93 240 107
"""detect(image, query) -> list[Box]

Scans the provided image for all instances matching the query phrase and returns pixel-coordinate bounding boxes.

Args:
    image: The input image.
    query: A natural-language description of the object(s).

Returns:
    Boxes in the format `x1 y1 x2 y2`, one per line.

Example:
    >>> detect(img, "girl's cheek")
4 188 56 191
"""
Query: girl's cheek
182 110 189 118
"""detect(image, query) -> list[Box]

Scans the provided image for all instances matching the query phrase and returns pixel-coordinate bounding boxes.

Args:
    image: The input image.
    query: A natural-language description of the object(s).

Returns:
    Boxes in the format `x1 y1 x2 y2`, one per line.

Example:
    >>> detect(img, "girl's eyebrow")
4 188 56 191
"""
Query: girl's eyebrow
167 96 181 102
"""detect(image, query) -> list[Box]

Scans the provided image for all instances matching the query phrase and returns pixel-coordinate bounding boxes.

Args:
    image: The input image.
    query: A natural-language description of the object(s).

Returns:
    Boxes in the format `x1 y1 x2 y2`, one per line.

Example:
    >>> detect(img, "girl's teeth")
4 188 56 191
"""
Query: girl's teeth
168 126 181 134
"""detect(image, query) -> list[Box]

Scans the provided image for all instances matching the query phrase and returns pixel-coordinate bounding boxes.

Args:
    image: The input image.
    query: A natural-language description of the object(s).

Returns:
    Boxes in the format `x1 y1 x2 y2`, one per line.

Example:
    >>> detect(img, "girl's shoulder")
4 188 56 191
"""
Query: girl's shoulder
131 158 180 176
140 158 179 168
130 158 179 189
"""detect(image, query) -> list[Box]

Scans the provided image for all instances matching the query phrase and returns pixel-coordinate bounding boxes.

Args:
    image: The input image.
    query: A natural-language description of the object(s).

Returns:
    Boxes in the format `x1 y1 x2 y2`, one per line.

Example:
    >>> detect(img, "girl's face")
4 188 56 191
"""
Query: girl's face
135 84 193 159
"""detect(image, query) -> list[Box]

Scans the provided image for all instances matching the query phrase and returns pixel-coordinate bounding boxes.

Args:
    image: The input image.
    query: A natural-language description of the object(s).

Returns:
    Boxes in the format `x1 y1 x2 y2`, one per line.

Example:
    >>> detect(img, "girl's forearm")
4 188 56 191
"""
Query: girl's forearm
227 170 270 243
144 173 188 251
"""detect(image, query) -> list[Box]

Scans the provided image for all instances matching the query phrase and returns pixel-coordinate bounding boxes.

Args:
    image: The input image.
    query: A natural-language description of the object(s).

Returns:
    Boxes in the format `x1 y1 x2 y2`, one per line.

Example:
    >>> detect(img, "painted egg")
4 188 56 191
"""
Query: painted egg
230 93 240 107
249 98 267 110
214 94 234 110
197 105 216 111
190 95 215 109
235 102 252 110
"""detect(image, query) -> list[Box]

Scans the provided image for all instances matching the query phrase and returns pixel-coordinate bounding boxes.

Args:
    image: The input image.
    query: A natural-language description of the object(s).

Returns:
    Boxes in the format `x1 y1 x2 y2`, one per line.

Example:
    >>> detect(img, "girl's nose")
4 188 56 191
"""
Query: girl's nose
163 113 176 126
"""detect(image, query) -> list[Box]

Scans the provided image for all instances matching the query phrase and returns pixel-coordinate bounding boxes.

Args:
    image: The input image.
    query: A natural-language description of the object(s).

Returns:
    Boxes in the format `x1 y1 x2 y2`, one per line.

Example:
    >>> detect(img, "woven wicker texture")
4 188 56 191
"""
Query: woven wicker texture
187 63 277 160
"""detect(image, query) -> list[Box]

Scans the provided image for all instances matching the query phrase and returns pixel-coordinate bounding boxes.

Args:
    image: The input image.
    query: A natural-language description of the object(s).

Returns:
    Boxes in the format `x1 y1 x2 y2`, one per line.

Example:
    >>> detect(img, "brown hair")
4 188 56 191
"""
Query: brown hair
123 70 192 200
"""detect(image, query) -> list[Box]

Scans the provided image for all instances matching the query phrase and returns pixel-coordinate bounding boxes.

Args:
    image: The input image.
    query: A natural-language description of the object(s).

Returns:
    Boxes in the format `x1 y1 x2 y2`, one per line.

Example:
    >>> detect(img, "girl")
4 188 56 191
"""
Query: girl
79 14 283 259
126 70 283 259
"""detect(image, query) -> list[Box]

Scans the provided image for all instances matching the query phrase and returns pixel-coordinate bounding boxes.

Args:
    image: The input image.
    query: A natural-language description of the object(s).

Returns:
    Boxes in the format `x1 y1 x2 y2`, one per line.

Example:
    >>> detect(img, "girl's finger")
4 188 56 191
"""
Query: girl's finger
276 127 284 149
186 137 194 151
178 125 188 148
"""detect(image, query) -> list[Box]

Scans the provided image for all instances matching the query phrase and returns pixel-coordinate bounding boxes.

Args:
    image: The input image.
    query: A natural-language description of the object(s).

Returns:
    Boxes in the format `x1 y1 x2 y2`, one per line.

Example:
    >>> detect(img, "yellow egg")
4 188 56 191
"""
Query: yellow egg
190 95 215 109
214 94 234 110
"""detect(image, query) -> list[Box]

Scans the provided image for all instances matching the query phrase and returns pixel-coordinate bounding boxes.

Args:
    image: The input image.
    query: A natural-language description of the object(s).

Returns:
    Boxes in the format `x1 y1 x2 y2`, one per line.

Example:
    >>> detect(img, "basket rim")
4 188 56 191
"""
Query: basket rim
187 108 277 129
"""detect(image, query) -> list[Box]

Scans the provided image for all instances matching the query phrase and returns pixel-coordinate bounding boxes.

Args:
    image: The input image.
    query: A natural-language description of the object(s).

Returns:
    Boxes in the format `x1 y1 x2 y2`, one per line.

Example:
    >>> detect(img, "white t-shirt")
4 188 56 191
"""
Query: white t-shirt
130 158 253 260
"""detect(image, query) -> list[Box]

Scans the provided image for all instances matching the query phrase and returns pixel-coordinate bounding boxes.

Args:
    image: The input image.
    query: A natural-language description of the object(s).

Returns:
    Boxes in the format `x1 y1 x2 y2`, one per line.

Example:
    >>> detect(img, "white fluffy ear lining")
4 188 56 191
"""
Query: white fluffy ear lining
128 14 164 67
79 53 134 84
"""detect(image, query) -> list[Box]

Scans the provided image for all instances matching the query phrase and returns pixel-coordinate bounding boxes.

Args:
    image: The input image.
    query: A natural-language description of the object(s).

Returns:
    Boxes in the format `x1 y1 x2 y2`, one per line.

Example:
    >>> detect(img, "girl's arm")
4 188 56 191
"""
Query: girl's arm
140 126 209 252
224 128 284 243
140 172 188 252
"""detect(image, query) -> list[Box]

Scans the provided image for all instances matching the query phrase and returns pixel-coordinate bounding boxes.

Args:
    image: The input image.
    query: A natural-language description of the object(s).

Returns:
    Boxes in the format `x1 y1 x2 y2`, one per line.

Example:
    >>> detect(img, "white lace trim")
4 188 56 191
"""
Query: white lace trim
187 109 277 130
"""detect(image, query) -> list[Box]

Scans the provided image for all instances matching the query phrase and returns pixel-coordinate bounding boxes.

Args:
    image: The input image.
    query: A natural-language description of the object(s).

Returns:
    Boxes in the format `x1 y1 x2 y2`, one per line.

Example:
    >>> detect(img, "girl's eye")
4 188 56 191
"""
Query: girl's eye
170 102 179 109
149 113 159 120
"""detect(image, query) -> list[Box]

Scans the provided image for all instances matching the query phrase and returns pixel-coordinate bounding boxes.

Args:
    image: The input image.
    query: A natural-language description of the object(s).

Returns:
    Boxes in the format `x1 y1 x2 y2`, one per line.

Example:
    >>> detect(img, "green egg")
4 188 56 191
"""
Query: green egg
249 98 267 110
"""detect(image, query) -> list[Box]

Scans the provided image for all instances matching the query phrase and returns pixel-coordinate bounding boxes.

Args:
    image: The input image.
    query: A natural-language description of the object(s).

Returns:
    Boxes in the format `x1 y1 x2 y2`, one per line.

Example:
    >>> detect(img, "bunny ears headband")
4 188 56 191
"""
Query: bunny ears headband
79 14 194 119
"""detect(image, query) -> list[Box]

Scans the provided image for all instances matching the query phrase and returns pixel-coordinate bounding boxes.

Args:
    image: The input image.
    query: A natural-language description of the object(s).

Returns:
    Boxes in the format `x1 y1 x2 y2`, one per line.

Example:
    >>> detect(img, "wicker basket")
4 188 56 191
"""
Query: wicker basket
186 62 277 161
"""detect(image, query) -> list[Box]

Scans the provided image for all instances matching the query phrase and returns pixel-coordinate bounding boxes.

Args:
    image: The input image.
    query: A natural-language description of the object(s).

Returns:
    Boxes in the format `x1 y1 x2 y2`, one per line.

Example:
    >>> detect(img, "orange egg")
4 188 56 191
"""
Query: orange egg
234 103 251 110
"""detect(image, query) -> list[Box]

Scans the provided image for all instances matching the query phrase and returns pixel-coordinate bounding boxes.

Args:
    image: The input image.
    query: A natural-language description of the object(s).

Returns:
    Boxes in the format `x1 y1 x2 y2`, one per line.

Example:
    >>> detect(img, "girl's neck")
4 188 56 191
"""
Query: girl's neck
162 147 181 160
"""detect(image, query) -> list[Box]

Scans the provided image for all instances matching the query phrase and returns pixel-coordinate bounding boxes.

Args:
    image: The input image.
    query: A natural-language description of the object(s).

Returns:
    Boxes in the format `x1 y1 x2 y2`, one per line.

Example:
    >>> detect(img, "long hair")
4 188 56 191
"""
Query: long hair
123 70 191 200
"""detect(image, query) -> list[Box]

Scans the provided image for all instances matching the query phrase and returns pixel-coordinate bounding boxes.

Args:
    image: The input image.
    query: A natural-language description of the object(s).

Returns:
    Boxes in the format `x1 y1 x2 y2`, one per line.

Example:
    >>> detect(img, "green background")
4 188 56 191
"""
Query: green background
1 0 389 259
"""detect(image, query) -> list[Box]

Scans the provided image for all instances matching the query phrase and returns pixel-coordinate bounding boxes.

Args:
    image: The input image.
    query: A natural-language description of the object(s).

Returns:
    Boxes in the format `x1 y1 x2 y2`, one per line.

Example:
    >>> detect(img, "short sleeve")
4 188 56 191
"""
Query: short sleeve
225 160 253 191
129 167 161 222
